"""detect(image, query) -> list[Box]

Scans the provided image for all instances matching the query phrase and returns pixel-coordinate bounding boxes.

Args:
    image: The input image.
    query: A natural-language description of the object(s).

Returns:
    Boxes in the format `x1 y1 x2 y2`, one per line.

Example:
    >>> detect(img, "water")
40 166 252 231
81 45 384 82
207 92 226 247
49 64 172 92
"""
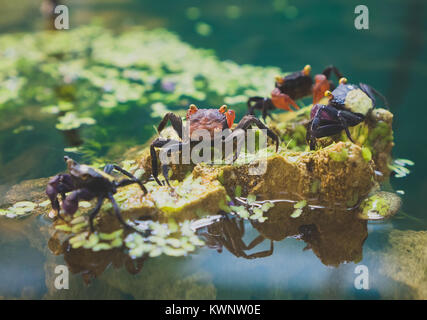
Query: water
0 0 426 299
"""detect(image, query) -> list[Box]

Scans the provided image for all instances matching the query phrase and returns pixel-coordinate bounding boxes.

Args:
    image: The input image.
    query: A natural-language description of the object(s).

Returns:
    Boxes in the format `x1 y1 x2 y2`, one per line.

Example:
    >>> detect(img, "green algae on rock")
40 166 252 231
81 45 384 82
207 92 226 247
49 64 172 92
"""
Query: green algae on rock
358 191 402 220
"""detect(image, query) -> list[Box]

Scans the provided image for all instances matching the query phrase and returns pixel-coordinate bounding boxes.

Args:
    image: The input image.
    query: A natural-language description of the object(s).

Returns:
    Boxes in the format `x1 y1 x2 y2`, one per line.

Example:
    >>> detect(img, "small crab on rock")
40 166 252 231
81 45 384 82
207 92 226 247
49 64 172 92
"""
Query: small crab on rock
150 104 279 186
46 156 147 232
306 77 389 150
247 65 343 120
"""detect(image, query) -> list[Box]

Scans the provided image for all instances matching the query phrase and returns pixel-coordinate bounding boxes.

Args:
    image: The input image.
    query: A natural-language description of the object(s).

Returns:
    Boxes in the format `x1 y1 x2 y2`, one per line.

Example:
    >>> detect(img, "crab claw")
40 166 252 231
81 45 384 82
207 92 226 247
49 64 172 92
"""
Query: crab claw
312 74 330 104
46 175 62 212
46 173 75 219
62 189 94 215
271 88 300 111
219 105 236 128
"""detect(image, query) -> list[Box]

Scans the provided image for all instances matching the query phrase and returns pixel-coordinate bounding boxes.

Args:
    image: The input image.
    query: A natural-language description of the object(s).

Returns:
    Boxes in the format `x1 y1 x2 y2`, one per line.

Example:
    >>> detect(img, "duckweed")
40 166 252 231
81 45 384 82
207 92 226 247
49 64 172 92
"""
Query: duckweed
0 201 38 219
230 195 274 222
67 228 124 250
291 200 307 218
290 208 303 218
0 25 281 163
388 158 414 178
125 220 205 259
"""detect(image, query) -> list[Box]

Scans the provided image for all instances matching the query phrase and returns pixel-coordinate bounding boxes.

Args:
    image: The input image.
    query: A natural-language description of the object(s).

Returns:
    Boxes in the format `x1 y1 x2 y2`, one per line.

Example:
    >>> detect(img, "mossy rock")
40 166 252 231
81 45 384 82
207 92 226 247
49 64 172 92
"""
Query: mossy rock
192 142 375 205
272 105 394 180
357 191 402 220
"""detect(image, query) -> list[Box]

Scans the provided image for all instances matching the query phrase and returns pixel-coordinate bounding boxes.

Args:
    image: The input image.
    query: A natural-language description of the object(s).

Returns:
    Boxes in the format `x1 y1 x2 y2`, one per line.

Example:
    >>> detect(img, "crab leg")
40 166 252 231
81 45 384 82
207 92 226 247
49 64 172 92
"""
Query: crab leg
247 97 275 121
359 83 389 108
241 240 274 259
88 197 105 233
321 65 343 80
150 137 185 186
233 115 280 151
105 164 147 194
107 193 145 235
156 112 184 138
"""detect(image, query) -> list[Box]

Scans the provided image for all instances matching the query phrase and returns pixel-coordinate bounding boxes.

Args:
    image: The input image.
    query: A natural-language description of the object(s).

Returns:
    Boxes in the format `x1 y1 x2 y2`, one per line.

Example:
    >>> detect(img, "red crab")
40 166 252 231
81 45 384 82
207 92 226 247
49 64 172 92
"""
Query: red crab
150 104 279 186
247 64 343 120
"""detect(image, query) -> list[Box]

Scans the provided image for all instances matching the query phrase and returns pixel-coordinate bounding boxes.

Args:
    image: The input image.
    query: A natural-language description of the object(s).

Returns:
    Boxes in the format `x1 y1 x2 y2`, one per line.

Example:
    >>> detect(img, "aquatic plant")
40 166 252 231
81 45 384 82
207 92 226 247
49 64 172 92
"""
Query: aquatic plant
388 158 414 178
125 220 205 258
229 194 275 223
0 25 280 162
290 200 307 218
0 201 37 219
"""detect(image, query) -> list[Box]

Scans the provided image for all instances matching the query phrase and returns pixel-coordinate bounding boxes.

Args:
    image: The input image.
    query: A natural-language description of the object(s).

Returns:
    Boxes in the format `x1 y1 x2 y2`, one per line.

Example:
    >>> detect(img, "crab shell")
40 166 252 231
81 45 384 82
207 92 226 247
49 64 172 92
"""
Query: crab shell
330 84 373 116
187 108 235 138
65 156 114 186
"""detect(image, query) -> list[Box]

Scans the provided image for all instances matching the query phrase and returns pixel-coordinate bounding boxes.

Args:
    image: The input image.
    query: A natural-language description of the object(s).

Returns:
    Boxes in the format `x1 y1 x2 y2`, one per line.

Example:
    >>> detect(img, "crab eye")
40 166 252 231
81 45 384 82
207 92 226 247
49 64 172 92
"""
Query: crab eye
303 64 311 76
275 75 284 84
80 174 91 180
324 90 333 98
219 105 228 113
187 104 198 118
339 77 348 84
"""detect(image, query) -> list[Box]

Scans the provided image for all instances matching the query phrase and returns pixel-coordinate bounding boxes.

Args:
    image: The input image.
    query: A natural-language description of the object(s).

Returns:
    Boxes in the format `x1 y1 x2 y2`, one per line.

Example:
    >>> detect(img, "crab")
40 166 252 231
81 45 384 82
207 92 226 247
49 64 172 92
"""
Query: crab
198 214 274 259
46 156 147 232
150 104 279 186
306 77 389 150
247 64 343 121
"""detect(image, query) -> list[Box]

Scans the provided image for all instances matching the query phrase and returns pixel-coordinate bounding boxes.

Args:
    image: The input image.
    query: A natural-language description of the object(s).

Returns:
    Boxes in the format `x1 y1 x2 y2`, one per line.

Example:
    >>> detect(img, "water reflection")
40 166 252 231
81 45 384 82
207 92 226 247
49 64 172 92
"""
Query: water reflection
199 201 367 267
199 215 274 259
48 231 147 284
46 199 368 285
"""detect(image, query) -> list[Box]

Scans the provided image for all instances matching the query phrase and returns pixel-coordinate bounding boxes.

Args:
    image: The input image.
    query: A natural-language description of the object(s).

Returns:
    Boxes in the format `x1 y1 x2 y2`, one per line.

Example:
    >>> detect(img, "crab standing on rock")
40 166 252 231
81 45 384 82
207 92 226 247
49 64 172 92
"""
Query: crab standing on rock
306 77 389 150
46 156 147 232
247 65 343 121
150 104 279 187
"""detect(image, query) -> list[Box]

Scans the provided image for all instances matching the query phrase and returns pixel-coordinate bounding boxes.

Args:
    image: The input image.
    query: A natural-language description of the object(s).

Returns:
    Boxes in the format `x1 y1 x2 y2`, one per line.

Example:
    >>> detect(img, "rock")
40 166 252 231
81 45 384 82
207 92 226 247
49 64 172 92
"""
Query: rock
193 141 376 205
379 230 427 299
271 106 394 180
112 176 228 221
357 191 402 220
